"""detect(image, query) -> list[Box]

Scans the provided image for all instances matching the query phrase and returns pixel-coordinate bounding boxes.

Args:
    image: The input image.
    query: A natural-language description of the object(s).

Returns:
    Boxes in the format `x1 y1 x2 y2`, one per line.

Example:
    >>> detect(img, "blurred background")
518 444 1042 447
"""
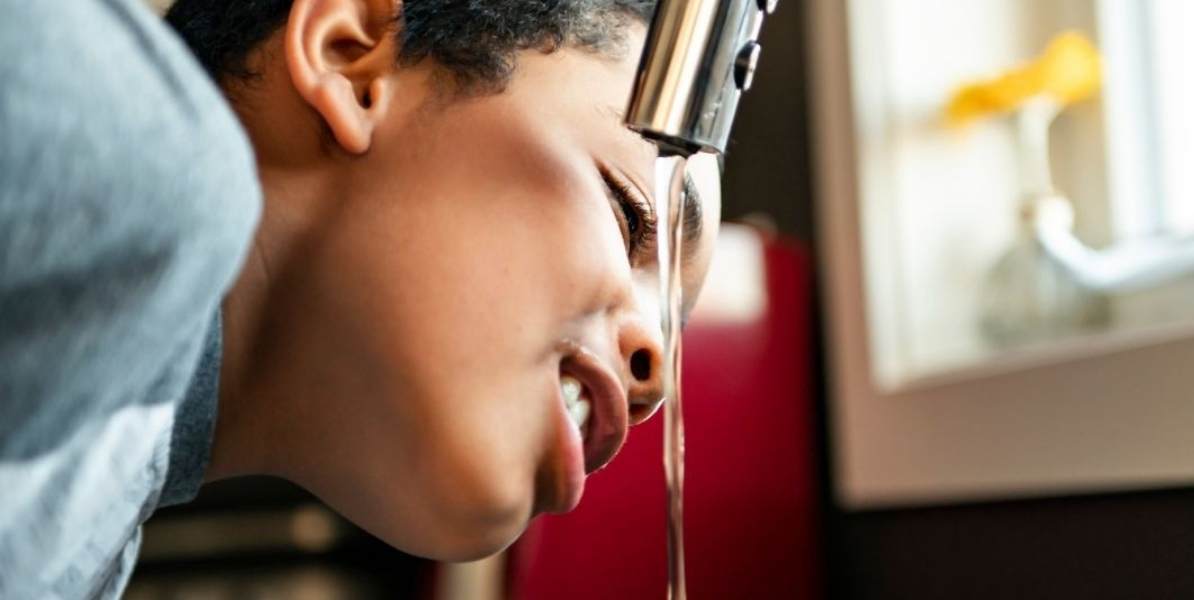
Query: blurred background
133 0 1194 598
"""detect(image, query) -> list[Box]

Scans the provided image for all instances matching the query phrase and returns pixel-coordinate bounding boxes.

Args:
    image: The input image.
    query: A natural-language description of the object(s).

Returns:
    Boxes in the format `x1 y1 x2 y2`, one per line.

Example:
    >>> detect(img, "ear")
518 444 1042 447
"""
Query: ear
285 0 398 154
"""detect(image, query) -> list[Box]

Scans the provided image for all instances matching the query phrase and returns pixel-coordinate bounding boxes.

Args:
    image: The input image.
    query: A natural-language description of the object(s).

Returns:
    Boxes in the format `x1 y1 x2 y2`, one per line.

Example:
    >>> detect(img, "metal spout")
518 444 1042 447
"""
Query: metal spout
625 0 776 157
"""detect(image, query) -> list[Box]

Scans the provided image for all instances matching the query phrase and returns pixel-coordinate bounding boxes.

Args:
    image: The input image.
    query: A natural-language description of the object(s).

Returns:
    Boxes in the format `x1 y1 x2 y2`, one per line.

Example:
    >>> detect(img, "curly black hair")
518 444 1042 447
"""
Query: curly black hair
165 0 656 94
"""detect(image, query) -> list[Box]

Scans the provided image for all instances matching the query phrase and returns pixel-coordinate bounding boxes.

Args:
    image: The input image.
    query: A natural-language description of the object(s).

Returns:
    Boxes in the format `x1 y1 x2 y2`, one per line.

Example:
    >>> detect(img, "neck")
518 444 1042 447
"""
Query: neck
206 159 338 482
203 40 358 481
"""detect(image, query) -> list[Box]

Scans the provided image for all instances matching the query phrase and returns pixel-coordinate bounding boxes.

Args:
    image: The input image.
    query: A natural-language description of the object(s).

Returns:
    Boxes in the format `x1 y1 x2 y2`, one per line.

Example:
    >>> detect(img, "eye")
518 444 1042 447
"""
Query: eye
599 167 657 262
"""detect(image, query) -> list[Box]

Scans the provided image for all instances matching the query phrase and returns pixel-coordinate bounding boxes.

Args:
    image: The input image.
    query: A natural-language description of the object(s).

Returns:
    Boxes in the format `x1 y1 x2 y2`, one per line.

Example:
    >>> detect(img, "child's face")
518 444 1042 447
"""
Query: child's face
261 27 719 560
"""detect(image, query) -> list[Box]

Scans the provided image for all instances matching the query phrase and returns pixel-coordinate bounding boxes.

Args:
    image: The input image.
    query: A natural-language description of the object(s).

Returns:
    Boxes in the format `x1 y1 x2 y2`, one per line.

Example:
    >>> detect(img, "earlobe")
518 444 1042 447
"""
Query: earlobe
306 73 379 154
285 0 396 155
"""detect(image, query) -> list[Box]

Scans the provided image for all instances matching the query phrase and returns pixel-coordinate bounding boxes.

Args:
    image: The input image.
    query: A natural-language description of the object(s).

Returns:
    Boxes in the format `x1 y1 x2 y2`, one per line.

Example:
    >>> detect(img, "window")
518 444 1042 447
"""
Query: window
841 0 1194 389
810 0 1194 508
1101 0 1194 239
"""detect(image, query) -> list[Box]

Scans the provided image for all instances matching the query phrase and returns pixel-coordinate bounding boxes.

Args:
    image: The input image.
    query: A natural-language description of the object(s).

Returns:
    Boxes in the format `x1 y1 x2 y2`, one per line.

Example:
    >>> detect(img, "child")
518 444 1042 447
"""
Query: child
0 0 720 597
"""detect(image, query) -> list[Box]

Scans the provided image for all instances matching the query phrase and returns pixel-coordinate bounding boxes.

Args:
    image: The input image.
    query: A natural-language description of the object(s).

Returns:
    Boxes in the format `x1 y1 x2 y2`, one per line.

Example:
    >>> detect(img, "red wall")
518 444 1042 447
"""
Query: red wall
511 240 820 599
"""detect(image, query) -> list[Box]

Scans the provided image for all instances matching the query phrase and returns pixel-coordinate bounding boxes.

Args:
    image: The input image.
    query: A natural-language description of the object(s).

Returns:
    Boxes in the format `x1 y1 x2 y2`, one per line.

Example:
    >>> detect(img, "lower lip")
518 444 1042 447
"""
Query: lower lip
549 403 588 513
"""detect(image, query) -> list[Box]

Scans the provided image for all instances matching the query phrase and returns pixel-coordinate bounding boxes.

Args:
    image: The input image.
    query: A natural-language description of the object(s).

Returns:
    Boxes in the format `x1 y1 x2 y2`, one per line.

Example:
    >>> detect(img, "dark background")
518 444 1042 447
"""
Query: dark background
728 5 1194 600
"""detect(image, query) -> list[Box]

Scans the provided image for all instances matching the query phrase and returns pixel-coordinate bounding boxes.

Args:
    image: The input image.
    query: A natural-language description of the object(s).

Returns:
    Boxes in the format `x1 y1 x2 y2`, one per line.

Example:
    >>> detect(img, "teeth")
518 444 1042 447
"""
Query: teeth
561 375 582 406
560 375 591 435
571 399 592 434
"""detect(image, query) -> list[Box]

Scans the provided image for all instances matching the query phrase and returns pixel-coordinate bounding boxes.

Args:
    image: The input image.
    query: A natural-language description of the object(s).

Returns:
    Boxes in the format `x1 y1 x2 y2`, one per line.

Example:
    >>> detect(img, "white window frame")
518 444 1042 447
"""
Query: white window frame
1098 0 1194 239
808 0 1194 509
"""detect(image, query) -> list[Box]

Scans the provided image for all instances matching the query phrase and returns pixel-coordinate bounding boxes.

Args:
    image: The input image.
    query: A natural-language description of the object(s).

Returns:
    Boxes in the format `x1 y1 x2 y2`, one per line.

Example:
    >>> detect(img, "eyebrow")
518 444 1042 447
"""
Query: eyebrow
681 173 704 249
677 173 708 329
657 172 705 268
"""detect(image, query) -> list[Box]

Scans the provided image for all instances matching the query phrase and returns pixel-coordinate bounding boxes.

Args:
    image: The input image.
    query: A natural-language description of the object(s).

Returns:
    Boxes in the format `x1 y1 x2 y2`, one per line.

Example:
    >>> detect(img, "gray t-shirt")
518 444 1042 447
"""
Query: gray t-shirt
0 0 261 597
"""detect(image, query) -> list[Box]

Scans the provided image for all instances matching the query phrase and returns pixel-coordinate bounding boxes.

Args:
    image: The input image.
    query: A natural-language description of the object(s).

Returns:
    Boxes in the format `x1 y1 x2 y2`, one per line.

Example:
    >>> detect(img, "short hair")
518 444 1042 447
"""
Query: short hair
165 0 656 94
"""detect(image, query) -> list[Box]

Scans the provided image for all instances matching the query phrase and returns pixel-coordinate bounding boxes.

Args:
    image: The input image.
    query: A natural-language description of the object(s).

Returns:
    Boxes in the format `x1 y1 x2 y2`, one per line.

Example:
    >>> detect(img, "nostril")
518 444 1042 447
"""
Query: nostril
630 349 652 382
628 402 656 424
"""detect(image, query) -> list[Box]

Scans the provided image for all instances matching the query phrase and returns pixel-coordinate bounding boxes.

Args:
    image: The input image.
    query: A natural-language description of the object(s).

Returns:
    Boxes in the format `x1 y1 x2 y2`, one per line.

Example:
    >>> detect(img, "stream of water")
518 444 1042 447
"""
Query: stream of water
656 155 688 600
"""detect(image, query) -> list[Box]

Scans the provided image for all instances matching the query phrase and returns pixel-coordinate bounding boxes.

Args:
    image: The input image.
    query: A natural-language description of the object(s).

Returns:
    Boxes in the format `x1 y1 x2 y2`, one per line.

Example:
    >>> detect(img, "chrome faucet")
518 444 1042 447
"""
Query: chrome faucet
624 5 778 598
625 0 777 157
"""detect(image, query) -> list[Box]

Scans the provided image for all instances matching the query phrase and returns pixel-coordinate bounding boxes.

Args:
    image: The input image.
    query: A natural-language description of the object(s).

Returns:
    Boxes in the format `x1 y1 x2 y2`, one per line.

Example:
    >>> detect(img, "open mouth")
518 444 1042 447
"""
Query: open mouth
558 349 630 474
560 373 594 442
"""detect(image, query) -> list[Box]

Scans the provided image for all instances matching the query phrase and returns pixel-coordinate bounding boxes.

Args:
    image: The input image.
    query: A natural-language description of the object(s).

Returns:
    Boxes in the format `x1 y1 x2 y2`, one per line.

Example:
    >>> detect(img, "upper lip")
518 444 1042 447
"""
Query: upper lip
560 344 629 474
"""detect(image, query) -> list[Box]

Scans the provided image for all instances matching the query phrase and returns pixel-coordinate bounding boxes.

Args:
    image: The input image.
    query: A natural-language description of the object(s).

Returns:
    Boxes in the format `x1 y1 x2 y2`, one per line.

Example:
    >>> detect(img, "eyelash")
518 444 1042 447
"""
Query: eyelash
601 169 658 261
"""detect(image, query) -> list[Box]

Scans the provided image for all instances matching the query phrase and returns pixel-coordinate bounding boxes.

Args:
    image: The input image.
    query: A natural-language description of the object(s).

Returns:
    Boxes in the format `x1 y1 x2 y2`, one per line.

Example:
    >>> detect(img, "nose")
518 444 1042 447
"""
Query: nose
619 320 665 426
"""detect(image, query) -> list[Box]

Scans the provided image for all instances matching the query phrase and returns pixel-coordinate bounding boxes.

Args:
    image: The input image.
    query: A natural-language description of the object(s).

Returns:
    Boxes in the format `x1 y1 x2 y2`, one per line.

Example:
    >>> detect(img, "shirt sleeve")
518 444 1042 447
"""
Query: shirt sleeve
159 310 224 508
0 0 261 596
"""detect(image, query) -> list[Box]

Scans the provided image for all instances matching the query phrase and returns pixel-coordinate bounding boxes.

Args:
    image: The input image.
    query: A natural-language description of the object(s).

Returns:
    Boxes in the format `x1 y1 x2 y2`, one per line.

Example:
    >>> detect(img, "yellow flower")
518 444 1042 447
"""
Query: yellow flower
947 31 1102 126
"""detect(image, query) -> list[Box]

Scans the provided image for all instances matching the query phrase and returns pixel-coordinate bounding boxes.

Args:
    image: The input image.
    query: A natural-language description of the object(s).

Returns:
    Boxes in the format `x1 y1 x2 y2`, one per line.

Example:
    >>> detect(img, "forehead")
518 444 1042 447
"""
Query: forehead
516 48 723 309
459 39 722 306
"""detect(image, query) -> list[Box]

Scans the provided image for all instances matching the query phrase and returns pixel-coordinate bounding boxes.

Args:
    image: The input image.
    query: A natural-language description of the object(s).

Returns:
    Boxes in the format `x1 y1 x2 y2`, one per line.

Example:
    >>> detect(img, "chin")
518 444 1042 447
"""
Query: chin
409 502 531 563
396 477 535 562
434 530 523 563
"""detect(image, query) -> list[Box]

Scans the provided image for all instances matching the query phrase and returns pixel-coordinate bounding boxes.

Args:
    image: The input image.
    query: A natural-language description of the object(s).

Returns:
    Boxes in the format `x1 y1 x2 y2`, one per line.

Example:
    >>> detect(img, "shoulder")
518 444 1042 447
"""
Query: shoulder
0 4 259 597
0 0 260 431
0 0 261 250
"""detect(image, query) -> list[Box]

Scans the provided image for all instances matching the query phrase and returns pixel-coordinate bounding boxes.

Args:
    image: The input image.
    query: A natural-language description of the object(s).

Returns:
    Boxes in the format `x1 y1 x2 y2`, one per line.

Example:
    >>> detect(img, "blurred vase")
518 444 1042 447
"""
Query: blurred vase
979 195 1110 347
947 33 1109 348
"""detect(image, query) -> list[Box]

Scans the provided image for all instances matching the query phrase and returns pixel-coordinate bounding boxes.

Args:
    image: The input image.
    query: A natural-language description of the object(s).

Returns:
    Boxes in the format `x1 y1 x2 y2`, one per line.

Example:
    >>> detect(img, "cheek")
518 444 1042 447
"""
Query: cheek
314 167 631 464
303 106 640 544
329 197 558 424
299 204 564 554
355 183 624 354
